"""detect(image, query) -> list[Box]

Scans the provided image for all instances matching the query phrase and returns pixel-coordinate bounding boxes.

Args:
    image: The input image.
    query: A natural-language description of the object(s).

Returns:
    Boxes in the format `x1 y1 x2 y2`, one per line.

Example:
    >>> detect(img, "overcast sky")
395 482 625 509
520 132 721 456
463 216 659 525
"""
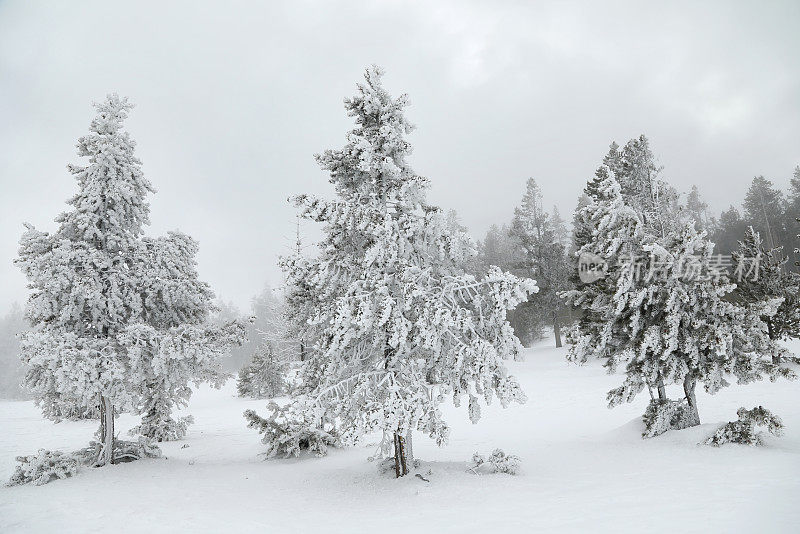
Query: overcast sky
1 0 798 312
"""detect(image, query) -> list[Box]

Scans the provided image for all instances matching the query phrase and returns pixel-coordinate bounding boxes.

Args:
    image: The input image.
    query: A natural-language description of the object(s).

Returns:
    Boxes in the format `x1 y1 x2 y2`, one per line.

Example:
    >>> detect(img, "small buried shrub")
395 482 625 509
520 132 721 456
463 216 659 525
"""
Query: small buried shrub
6 449 79 487
642 399 700 438
73 437 162 465
468 449 521 475
704 406 784 447
244 401 339 458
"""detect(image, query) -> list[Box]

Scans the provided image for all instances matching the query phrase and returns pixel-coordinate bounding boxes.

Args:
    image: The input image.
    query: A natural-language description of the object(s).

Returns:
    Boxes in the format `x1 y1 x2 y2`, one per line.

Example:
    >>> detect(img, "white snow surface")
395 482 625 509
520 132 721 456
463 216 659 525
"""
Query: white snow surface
2 339 799 533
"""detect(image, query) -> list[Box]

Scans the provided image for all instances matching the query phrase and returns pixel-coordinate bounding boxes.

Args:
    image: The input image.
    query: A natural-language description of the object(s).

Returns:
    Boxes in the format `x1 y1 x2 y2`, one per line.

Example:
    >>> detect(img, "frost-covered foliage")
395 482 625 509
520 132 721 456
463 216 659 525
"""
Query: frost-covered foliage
244 402 339 458
124 318 246 442
642 399 701 438
563 137 793 432
704 406 785 447
51 404 101 421
6 449 79 487
268 67 536 475
468 449 521 475
237 342 287 399
15 95 245 463
732 227 800 364
509 178 571 347
129 412 195 443
214 285 300 372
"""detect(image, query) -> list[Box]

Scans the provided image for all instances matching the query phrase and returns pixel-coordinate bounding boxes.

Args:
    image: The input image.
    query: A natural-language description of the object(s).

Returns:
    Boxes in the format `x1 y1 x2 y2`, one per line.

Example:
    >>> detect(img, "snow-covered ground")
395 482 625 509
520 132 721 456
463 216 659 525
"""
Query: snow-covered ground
2 340 799 533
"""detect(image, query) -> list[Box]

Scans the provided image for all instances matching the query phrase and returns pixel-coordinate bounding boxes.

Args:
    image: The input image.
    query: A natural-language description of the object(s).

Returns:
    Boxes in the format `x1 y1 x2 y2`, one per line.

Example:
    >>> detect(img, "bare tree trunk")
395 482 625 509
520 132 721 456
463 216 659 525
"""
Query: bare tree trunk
97 395 115 466
767 319 781 364
682 375 700 427
553 309 562 348
393 431 409 478
656 374 667 403
405 430 414 469
99 395 106 444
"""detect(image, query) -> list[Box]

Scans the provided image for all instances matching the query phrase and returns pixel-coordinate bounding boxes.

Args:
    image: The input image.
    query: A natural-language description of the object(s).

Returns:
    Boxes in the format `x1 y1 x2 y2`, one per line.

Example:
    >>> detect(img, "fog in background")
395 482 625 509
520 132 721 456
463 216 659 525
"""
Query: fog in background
1 0 798 315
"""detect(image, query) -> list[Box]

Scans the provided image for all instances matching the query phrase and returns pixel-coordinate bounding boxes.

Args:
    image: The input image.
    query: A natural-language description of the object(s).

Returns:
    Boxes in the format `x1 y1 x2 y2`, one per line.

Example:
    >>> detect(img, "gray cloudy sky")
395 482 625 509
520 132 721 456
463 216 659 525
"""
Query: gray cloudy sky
1 0 798 312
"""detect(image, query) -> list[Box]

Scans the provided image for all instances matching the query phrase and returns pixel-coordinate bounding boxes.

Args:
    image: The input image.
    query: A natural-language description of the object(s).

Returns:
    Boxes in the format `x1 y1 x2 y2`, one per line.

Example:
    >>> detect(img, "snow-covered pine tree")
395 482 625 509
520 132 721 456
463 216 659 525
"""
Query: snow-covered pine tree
732 227 800 364
684 185 714 233
510 178 570 347
16 95 155 465
743 175 787 251
551 206 569 248
566 135 682 388
563 155 793 436
478 225 523 281
568 143 628 332
126 231 247 442
16 95 245 461
260 66 537 476
237 341 288 399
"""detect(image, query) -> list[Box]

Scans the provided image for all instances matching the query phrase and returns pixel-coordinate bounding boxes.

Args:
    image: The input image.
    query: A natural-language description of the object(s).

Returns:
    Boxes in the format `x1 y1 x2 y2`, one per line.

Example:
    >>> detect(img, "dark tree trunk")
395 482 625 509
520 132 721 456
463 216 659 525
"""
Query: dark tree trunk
393 431 409 478
553 309 562 348
405 431 413 468
767 319 781 364
656 374 667 403
99 395 106 444
97 395 115 466
682 375 700 427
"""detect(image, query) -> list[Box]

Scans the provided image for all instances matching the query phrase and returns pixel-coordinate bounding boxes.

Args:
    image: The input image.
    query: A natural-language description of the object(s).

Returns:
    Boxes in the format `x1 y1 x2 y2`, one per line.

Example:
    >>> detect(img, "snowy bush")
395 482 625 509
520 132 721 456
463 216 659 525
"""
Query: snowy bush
642 398 701 438
6 449 79 486
244 401 339 458
468 449 521 475
704 406 785 447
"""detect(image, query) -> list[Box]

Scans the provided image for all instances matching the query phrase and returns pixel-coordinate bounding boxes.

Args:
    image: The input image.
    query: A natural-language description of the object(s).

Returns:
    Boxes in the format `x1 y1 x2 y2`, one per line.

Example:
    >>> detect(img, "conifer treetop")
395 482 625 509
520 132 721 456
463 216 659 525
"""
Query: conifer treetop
60 94 155 251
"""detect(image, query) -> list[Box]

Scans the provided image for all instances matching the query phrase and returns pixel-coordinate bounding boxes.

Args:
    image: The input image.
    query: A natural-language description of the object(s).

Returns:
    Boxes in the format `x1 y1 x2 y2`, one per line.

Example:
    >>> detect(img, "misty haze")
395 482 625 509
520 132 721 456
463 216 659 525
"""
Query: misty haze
1 1 799 533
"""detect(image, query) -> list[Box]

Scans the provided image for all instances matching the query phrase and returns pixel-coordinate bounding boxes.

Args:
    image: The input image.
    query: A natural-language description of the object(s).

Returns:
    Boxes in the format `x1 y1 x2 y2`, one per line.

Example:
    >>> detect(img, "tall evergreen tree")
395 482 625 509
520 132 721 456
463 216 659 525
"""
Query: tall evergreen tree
510 179 570 347
479 224 522 274
16 95 245 462
732 227 800 364
570 194 592 254
743 175 787 250
564 143 793 437
551 205 569 248
712 206 749 255
685 185 714 232
252 67 536 476
569 135 679 359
